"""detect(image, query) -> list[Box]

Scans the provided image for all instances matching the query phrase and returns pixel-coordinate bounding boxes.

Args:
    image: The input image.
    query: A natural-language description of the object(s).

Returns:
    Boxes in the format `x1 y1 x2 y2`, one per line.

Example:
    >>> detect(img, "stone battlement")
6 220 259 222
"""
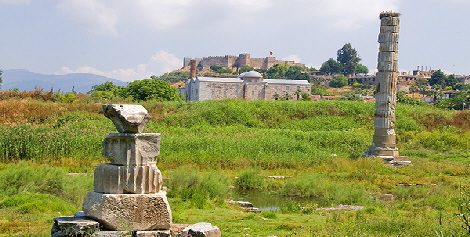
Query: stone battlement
184 53 305 71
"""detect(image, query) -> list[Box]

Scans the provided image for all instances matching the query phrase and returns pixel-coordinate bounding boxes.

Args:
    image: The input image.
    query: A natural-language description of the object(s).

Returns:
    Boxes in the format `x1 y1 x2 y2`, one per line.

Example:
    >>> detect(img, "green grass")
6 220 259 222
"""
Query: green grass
0 99 469 236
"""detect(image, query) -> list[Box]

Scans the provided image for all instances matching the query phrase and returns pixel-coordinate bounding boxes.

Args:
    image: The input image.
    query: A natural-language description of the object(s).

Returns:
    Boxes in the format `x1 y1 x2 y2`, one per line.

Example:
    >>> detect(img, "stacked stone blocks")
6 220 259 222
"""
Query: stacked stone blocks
82 104 172 231
365 12 410 166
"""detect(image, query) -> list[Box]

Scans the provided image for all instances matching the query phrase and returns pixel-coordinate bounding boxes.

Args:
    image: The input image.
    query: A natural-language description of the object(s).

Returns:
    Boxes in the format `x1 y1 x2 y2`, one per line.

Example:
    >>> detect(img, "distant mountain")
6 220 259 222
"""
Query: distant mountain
1 69 128 94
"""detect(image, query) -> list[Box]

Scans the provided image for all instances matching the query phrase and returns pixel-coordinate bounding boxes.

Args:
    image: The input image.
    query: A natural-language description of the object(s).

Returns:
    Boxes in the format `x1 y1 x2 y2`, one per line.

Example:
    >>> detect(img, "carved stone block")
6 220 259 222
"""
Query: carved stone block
83 191 172 231
102 133 160 166
94 163 162 194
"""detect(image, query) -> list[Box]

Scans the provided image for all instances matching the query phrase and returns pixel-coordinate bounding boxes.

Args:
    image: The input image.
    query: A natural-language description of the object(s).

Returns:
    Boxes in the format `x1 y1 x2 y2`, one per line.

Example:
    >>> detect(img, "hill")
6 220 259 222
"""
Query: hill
1 69 128 93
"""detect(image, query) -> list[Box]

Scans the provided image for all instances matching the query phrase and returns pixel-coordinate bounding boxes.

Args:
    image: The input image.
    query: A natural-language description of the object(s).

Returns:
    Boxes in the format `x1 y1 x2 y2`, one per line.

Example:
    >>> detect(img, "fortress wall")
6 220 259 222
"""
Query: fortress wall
184 54 306 70
250 58 266 69
263 57 277 69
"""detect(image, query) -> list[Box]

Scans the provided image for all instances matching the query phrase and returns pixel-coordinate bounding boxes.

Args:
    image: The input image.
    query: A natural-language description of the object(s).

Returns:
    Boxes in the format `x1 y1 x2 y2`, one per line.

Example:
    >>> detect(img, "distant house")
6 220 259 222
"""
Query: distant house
183 71 310 101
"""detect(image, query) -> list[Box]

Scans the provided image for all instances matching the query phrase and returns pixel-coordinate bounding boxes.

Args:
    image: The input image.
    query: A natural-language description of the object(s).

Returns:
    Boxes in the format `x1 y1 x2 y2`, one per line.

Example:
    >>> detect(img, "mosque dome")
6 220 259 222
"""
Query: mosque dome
239 71 263 79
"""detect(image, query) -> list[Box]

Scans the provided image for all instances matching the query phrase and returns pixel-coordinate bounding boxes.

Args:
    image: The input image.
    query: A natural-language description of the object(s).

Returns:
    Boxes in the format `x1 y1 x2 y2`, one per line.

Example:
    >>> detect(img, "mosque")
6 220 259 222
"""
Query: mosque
183 69 311 101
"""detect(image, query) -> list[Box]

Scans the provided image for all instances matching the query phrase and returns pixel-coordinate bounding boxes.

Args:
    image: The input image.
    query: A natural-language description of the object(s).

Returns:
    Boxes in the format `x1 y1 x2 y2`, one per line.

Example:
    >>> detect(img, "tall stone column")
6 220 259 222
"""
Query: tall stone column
365 12 410 166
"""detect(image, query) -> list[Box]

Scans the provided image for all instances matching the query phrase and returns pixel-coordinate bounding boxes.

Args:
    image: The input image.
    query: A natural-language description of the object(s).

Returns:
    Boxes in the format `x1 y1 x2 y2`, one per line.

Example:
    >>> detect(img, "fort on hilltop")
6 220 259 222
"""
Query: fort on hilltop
183 53 305 70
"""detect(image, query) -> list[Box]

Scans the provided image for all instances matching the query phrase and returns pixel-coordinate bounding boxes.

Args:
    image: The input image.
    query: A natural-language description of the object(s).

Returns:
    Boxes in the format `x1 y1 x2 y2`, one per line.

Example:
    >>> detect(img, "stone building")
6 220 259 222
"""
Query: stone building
183 71 310 101
183 53 305 71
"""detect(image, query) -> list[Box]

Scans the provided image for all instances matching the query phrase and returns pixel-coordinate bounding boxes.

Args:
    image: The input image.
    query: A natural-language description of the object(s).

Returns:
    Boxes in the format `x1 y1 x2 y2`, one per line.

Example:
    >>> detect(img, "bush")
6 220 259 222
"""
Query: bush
167 167 230 208
236 169 265 189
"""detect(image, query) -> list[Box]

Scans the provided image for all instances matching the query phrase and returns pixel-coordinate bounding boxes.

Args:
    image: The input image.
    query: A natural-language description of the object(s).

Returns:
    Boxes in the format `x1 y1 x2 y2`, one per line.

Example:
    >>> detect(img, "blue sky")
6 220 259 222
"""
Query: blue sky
1 0 469 82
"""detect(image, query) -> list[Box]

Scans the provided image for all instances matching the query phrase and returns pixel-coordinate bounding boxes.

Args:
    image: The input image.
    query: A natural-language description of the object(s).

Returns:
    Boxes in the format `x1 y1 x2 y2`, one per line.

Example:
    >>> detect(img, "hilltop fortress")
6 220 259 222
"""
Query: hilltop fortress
183 53 305 70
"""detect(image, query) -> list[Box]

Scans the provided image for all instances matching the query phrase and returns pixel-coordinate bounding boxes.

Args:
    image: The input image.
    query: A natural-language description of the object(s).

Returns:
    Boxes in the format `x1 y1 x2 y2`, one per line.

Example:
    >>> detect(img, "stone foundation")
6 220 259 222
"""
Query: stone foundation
82 191 172 231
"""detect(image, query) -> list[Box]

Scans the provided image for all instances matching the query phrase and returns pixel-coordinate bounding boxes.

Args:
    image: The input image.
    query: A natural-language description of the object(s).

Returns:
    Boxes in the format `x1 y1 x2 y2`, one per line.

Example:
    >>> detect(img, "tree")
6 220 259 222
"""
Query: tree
311 85 328 96
265 64 309 80
445 74 459 88
265 64 290 79
339 91 363 101
0 69 2 89
239 65 254 73
397 91 426 105
122 79 179 101
319 58 343 75
355 63 369 75
437 91 470 110
415 78 428 88
429 70 447 88
337 43 361 76
152 71 190 83
428 89 444 105
88 81 119 94
409 85 419 99
329 74 348 88
210 65 223 71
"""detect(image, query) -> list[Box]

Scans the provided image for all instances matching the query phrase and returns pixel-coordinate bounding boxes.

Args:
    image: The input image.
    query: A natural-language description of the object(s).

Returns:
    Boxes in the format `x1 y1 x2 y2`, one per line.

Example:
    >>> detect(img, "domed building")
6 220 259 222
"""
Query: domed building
184 70 311 101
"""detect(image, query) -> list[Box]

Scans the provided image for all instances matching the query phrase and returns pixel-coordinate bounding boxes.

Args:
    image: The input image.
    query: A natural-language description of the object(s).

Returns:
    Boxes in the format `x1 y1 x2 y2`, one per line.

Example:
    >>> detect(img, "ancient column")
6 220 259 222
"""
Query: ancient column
364 12 410 166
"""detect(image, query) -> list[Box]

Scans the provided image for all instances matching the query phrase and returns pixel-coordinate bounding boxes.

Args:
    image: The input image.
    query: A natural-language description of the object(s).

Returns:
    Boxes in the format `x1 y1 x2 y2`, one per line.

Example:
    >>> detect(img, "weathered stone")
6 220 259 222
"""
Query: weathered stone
170 224 191 235
94 163 162 194
378 32 399 43
135 230 171 237
377 51 398 62
377 60 399 72
51 216 100 237
176 223 221 237
102 133 160 166
82 191 172 231
380 16 400 26
93 231 133 237
365 12 410 166
103 104 151 133
380 25 399 33
379 41 399 52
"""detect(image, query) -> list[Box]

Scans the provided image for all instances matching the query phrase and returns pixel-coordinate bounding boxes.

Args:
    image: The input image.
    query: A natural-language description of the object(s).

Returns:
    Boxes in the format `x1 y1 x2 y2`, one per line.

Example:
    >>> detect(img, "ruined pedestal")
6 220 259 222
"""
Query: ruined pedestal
52 104 220 236
81 105 172 231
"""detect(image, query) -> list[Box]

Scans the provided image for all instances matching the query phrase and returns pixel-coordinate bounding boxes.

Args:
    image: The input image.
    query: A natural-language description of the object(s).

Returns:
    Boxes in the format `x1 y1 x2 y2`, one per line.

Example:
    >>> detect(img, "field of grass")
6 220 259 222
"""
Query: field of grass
0 98 469 236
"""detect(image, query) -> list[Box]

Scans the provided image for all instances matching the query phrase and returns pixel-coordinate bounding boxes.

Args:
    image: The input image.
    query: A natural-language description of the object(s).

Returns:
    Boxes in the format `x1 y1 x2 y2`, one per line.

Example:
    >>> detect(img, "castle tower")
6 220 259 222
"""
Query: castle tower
364 12 410 166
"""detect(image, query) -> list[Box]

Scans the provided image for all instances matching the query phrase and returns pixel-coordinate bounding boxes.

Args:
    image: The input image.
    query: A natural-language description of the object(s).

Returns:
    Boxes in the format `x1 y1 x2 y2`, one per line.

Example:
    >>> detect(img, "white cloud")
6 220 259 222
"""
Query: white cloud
55 0 398 36
55 51 182 82
0 0 30 4
282 55 302 63
57 0 119 35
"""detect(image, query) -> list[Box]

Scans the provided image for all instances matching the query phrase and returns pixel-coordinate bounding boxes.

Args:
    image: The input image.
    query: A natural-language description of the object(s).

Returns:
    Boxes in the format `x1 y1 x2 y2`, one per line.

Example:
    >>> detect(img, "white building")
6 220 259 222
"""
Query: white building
183 71 311 101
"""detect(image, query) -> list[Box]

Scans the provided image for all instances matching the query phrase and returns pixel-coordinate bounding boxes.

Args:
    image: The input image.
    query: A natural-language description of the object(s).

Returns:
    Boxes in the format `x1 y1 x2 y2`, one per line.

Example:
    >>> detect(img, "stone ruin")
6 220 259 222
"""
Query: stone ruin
52 104 221 236
364 12 411 167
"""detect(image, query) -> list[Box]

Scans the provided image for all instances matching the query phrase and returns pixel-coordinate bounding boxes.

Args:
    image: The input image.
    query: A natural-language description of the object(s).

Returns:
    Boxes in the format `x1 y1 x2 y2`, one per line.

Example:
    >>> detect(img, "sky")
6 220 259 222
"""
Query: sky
1 0 469 82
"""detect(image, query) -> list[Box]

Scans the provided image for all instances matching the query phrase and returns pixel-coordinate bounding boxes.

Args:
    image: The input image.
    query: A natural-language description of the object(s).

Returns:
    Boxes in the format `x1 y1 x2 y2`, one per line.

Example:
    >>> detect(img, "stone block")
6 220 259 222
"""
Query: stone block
83 191 172 231
380 17 400 26
93 231 133 237
375 72 398 83
94 163 162 194
380 25 399 34
377 51 398 62
176 223 221 237
51 216 100 237
378 33 399 43
377 60 398 72
135 230 171 237
102 133 160 166
379 42 398 52
103 104 151 133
